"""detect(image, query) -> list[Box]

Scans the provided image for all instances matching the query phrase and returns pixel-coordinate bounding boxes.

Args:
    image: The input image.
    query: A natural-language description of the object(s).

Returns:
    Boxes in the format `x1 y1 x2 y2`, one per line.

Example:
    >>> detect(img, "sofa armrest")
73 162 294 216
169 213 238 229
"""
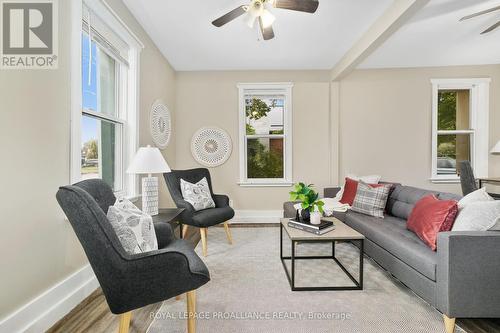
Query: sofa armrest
324 187 341 198
283 201 300 218
436 231 500 318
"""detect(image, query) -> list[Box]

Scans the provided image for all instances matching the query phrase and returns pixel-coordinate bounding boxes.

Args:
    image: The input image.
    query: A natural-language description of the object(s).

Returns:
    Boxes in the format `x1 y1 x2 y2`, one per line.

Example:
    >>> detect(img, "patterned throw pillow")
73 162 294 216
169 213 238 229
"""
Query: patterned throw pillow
340 177 382 206
351 181 392 218
107 198 158 255
180 177 216 211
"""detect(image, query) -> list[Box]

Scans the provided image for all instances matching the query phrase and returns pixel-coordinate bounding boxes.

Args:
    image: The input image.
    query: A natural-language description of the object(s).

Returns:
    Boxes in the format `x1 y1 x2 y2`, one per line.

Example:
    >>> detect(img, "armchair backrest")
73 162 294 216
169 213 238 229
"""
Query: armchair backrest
164 168 214 204
56 179 129 300
459 161 478 196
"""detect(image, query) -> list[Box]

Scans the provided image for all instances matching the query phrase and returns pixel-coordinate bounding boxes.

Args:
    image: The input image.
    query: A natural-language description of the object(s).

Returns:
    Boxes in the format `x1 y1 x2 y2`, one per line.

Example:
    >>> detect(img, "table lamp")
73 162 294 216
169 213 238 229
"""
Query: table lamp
127 145 171 215
491 140 500 155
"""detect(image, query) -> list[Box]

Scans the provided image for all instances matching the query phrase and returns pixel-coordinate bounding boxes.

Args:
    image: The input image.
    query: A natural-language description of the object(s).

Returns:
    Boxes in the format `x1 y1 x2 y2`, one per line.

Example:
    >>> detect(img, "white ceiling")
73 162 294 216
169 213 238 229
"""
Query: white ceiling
122 0 393 71
360 0 500 69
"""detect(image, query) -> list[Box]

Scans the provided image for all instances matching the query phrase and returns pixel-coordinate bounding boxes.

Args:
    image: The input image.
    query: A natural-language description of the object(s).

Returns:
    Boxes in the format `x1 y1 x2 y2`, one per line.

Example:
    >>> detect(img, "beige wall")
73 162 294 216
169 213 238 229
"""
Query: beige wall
0 0 176 319
338 65 500 194
174 65 500 210
174 71 332 210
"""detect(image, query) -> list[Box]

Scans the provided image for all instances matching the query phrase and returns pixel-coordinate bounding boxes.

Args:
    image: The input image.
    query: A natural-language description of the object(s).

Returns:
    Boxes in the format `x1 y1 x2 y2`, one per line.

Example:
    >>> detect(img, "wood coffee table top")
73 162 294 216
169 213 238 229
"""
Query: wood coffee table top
281 217 365 241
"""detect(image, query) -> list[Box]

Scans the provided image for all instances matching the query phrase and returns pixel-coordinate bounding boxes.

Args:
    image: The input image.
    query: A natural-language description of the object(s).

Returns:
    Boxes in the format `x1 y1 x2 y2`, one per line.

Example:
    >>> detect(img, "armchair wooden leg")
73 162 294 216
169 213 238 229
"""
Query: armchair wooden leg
443 315 456 333
223 221 233 245
175 294 183 300
200 228 208 257
182 225 189 238
187 290 196 333
118 311 132 333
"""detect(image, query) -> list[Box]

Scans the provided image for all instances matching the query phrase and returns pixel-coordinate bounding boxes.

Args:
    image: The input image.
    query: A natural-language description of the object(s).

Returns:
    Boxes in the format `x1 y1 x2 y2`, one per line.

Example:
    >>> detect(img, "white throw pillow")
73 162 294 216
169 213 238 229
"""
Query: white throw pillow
107 198 158 254
334 174 382 199
458 187 494 210
180 177 216 211
452 201 500 231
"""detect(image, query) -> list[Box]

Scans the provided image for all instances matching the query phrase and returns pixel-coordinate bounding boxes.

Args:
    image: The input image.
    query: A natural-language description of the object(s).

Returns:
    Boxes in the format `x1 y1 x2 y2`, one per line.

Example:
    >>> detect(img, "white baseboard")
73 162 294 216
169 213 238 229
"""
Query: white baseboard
0 264 98 333
232 210 283 224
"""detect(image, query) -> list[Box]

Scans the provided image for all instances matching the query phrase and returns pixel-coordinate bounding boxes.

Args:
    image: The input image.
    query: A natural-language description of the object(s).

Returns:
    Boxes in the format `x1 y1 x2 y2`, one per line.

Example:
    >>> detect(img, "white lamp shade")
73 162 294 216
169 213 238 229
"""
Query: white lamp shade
126 145 171 174
491 140 500 154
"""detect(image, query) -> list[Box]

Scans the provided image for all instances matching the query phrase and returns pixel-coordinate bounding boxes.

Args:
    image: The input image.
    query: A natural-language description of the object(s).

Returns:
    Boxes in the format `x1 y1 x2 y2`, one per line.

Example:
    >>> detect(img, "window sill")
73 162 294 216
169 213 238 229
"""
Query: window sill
430 178 460 184
238 182 293 187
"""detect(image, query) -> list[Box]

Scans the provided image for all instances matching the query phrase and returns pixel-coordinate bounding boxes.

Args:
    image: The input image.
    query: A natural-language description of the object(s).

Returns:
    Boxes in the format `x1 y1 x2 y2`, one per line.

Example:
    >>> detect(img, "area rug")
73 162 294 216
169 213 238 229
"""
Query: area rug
147 227 465 333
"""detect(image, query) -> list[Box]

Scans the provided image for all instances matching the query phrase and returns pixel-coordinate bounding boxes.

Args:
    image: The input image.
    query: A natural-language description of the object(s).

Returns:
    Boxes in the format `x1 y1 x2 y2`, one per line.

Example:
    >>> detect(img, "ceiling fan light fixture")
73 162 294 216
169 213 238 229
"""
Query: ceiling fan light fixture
244 0 265 28
260 9 276 28
244 12 257 28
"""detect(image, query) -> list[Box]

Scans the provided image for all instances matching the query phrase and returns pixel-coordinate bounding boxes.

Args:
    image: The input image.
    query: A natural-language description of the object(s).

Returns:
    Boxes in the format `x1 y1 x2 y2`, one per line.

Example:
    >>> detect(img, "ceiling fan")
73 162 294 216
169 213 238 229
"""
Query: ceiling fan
460 5 500 34
212 0 319 41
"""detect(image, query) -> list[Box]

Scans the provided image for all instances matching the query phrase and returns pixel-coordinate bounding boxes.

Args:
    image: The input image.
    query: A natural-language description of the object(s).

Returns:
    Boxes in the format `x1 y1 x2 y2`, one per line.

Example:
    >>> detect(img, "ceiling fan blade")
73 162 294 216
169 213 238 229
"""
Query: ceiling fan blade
481 20 500 34
259 17 275 40
212 5 247 27
273 0 319 13
460 5 500 21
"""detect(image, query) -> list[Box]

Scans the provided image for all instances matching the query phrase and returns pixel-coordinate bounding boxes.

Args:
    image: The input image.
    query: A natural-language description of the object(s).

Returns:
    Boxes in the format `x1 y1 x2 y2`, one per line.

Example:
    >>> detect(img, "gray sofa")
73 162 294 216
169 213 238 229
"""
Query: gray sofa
284 184 500 333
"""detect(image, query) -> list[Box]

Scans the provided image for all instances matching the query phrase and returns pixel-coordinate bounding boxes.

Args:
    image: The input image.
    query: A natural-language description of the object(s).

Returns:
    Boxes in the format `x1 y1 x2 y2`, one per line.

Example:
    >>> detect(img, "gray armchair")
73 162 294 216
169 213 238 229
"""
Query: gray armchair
459 161 478 196
459 161 500 199
164 168 235 256
56 179 209 333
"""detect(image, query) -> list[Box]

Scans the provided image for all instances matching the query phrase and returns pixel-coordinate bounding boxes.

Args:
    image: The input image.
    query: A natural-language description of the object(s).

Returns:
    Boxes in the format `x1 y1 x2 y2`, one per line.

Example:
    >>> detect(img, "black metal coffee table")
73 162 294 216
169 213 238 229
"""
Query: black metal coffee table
280 217 364 291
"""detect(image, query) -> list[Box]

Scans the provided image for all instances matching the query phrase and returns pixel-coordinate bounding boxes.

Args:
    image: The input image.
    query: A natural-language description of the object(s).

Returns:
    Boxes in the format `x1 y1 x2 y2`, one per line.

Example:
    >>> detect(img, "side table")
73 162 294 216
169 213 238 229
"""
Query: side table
152 208 185 239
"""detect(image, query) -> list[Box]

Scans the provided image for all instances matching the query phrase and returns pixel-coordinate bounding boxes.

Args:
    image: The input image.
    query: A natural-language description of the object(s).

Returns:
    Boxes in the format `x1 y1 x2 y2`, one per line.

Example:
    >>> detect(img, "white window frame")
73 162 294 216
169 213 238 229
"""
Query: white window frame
237 83 293 187
430 78 490 183
70 0 144 198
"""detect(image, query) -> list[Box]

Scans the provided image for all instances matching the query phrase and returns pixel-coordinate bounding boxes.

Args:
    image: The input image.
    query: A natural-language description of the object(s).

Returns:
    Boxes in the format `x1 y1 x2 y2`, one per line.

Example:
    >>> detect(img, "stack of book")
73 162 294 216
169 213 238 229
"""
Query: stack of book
288 218 335 235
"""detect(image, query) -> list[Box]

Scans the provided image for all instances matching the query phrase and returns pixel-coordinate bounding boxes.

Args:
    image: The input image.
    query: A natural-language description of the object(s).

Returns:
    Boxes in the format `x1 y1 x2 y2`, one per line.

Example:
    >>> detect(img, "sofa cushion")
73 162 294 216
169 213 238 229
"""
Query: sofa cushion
386 185 461 220
386 185 437 220
437 192 462 201
345 211 437 280
330 210 347 222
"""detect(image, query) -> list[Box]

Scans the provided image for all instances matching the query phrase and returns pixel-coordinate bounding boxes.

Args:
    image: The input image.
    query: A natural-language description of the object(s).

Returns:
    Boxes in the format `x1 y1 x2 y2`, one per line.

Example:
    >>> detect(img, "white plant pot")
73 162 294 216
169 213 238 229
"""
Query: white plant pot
310 211 322 225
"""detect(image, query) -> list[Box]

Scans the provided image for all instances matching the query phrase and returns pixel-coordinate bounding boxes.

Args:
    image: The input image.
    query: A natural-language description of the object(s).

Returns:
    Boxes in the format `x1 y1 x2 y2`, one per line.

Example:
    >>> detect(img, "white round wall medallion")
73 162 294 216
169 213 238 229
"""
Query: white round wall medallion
191 127 232 167
150 100 171 149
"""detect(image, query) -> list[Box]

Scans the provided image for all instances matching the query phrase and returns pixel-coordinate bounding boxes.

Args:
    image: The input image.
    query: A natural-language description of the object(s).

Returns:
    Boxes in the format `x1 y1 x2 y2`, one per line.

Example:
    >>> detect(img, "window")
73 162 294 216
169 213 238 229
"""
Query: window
71 0 143 197
238 83 293 186
431 79 490 182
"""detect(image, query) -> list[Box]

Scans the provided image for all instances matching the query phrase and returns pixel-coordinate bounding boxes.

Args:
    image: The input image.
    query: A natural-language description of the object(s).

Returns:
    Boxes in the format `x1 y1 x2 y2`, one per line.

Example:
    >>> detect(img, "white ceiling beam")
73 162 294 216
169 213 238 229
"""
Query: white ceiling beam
330 0 430 81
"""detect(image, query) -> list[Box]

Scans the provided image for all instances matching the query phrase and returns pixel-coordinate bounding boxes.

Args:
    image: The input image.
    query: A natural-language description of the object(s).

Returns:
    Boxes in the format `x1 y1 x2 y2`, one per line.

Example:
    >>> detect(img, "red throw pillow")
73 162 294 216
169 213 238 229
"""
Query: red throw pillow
339 178 358 205
439 205 459 232
406 195 458 251
339 177 382 206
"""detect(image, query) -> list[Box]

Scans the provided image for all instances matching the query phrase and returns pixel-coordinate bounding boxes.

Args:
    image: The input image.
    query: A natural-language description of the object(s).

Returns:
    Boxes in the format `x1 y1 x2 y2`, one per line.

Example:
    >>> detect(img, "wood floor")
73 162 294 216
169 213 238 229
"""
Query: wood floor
48 224 500 333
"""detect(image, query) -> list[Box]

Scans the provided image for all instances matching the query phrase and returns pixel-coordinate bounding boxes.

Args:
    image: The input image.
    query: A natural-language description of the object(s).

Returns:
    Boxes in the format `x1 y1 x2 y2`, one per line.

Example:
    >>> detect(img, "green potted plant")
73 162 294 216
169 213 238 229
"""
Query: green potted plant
289 183 324 224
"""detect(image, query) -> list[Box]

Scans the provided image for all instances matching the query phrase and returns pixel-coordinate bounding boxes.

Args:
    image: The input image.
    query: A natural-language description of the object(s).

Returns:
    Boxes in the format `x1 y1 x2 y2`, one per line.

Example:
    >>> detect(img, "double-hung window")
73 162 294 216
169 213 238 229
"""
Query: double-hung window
238 83 293 186
71 1 142 197
431 79 490 182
